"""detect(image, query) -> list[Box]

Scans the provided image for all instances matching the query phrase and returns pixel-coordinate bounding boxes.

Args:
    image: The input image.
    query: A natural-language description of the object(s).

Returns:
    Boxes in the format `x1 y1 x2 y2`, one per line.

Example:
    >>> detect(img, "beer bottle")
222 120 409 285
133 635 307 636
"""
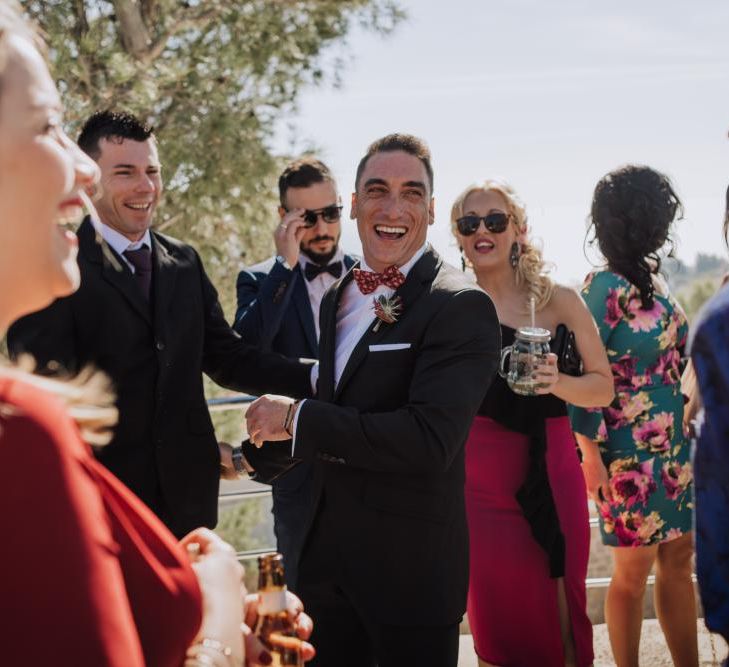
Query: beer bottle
255 553 303 666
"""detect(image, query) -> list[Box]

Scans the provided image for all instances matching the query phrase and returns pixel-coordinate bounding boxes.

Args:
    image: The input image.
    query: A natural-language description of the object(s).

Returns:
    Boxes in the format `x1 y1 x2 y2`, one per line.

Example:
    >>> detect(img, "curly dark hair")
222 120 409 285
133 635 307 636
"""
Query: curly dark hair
588 165 682 309
78 110 155 159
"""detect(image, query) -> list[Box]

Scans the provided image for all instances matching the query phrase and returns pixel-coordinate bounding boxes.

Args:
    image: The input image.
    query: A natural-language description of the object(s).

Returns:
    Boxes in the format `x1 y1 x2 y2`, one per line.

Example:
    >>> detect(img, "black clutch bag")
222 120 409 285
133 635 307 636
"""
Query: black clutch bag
552 324 583 376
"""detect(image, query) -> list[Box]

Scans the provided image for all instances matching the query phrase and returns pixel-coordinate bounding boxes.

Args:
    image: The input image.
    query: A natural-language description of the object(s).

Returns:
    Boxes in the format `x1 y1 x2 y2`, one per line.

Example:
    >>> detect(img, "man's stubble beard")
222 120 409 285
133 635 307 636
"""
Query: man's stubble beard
300 239 339 266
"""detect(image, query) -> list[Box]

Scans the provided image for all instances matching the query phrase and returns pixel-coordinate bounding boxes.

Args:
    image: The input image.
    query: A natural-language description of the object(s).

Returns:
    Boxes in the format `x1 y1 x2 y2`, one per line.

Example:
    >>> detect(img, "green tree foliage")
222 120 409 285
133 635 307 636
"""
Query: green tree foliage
23 0 404 314
677 278 723 323
215 494 269 589
666 253 728 321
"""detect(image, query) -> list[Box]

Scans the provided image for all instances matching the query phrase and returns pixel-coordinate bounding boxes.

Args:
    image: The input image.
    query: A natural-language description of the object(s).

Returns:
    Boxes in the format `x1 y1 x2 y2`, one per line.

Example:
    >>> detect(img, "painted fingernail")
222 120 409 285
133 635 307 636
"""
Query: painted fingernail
258 650 273 666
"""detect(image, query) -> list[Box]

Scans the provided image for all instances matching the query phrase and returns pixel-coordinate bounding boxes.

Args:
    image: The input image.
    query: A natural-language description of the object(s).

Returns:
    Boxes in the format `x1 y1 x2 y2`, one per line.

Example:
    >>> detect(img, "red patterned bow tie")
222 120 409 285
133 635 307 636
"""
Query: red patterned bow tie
353 265 406 295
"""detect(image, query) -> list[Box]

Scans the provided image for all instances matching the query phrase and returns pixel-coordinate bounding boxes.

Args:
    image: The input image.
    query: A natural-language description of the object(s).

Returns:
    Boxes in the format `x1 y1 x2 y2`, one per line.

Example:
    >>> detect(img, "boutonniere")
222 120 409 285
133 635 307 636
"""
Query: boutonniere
372 294 403 332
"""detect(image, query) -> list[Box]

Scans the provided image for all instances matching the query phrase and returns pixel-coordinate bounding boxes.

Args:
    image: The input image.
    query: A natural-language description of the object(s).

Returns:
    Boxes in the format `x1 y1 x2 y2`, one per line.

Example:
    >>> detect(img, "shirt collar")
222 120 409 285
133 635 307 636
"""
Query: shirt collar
100 222 152 257
359 242 428 278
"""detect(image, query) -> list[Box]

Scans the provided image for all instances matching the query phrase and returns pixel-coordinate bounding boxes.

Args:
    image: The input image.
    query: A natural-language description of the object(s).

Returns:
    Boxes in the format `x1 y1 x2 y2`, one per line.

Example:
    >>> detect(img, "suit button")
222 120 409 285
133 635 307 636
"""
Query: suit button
156 341 165 351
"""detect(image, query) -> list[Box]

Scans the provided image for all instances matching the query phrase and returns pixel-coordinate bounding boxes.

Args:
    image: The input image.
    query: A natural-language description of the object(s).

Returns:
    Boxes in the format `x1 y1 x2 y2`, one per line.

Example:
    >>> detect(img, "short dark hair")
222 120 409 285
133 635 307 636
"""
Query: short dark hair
77 110 155 159
278 157 335 208
354 133 434 194
588 164 682 309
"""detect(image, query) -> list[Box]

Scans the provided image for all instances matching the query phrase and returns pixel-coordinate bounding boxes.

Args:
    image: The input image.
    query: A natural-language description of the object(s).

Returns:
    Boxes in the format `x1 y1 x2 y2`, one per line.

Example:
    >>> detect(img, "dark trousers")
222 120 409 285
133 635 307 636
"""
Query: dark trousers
297 509 460 667
271 462 314 590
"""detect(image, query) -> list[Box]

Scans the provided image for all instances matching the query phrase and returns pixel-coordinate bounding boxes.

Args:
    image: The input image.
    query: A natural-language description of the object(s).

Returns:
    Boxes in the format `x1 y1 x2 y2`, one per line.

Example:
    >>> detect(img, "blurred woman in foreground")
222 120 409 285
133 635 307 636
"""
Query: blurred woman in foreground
0 2 312 665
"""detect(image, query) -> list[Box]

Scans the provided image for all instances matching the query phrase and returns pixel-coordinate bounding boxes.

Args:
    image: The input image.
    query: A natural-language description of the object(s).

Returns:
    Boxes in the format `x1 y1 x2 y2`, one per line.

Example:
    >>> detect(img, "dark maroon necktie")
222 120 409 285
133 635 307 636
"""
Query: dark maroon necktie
123 246 152 300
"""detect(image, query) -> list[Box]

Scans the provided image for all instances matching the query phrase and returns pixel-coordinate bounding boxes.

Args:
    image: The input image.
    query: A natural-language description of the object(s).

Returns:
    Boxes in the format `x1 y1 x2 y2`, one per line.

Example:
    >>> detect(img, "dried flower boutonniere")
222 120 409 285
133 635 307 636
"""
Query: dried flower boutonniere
372 294 403 332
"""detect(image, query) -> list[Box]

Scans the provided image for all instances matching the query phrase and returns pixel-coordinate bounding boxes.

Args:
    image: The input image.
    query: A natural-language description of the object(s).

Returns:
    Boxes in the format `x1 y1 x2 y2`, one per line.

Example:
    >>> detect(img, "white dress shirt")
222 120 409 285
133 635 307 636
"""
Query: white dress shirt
291 243 428 451
333 244 426 387
298 247 345 342
100 222 152 272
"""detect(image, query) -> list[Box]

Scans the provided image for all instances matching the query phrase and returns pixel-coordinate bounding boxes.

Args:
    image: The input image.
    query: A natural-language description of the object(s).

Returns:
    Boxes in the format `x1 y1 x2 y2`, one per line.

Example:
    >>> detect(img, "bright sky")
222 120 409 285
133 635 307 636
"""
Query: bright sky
274 0 729 285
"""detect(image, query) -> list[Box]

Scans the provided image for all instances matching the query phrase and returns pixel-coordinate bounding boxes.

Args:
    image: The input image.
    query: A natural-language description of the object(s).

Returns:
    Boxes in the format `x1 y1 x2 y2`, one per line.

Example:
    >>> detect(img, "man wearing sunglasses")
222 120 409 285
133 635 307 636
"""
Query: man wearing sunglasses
234 156 356 588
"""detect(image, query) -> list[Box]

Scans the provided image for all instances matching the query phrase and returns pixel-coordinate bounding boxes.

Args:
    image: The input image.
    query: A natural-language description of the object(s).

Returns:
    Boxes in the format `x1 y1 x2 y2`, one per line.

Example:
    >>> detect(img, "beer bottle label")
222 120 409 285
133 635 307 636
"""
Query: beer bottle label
259 589 287 615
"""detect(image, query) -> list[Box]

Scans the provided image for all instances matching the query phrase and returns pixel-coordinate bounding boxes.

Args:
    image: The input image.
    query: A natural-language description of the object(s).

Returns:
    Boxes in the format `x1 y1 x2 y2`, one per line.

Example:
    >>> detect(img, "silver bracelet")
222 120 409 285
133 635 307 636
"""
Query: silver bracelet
185 637 237 667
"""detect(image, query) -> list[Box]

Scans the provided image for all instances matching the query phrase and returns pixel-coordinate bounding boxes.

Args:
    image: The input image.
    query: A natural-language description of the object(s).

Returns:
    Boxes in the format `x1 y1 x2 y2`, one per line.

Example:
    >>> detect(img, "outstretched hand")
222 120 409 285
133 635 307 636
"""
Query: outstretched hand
246 395 297 447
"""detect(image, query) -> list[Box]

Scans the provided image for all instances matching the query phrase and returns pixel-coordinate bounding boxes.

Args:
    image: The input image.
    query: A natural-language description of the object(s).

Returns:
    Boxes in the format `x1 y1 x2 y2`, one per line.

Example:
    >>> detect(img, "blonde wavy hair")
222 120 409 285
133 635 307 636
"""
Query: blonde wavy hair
0 357 118 447
450 179 555 311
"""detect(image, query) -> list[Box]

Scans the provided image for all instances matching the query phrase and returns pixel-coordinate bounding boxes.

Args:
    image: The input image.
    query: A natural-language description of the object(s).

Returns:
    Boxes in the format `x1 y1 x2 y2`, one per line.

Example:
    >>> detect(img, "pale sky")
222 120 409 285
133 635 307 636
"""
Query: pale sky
274 0 729 285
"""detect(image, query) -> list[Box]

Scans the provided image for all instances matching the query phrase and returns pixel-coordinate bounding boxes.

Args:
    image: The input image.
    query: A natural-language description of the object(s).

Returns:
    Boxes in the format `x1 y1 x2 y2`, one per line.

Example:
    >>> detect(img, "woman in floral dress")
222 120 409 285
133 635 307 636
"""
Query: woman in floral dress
570 165 697 667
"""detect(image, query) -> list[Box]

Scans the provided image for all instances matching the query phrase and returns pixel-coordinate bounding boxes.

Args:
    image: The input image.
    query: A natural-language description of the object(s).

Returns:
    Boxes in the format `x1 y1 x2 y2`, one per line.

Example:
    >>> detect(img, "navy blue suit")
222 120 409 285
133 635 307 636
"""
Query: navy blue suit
234 253 355 587
690 283 729 658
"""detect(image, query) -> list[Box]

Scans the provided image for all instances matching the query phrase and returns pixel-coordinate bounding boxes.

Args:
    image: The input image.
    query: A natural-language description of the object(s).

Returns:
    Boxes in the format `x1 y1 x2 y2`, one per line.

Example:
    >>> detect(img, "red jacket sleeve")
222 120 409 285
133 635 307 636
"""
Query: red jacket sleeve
0 383 145 667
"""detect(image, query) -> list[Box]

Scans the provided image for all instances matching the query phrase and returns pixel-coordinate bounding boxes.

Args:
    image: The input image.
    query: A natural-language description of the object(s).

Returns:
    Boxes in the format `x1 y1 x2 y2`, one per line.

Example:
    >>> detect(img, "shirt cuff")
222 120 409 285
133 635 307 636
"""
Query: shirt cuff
309 362 319 395
290 399 306 456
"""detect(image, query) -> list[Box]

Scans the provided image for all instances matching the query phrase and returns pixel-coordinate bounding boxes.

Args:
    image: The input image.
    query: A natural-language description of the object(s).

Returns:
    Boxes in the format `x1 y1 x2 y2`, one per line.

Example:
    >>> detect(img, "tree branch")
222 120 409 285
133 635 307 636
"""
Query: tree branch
141 6 224 64
140 0 157 26
70 0 89 39
112 0 151 59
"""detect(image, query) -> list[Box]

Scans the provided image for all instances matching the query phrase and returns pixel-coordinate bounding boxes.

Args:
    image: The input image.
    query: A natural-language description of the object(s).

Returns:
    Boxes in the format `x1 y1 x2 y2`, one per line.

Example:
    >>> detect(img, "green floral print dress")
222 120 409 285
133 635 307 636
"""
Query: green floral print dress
569 270 693 547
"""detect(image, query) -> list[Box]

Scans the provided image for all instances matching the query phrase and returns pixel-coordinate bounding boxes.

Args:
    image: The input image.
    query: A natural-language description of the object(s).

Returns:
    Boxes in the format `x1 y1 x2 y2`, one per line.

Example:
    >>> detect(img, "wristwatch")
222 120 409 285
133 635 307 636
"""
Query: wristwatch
275 255 292 270
231 445 246 476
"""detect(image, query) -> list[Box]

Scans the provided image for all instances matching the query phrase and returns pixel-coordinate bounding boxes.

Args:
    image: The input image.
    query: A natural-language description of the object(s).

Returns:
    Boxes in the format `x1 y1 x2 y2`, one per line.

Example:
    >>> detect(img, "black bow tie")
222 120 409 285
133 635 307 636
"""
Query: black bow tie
304 261 343 281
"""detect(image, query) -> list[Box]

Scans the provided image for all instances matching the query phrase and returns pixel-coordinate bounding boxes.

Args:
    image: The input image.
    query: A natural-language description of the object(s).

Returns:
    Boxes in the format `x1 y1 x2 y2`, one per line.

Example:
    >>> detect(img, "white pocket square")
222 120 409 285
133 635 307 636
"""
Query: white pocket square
368 343 412 352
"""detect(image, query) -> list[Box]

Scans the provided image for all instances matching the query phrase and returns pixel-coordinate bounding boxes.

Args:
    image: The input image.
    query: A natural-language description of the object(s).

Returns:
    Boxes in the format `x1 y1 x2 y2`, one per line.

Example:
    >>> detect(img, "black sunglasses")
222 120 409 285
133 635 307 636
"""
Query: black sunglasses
456 212 511 236
288 205 343 228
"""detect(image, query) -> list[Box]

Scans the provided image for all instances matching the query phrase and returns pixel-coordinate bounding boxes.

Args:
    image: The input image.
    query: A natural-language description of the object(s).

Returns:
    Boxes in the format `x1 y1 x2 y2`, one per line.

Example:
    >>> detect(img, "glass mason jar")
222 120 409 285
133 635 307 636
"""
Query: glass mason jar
498 326 551 396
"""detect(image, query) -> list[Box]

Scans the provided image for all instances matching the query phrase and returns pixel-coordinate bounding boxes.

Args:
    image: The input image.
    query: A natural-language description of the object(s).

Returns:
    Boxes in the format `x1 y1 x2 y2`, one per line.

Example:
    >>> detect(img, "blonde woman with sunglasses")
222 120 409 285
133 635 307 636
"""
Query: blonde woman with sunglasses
451 180 613 667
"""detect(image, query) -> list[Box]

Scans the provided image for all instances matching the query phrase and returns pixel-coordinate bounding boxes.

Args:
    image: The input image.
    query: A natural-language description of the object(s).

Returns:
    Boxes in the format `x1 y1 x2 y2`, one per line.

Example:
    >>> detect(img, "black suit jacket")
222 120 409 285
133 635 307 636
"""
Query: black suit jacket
245 248 501 626
8 219 312 536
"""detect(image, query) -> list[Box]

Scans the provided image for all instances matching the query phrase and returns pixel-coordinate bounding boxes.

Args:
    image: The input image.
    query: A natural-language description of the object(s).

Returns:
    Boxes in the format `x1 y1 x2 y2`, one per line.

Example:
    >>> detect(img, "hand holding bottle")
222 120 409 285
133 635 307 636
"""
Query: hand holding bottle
245 554 315 665
243 593 315 665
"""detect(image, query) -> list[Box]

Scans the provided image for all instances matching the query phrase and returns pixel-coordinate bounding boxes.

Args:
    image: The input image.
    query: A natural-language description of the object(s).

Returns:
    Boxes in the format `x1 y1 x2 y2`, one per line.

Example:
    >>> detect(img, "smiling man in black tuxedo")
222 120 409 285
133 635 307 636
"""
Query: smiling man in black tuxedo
243 134 501 667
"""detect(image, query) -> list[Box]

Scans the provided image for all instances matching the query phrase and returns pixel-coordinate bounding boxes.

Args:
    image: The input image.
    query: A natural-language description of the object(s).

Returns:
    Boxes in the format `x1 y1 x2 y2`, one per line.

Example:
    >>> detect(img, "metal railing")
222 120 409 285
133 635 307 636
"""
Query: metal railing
210 394 275 561
210 396 694 583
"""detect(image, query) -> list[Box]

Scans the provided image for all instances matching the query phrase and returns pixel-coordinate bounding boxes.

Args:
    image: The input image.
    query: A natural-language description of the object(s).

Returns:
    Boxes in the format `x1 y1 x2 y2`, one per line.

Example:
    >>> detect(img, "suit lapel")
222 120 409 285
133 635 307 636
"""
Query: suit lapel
333 248 441 401
291 268 318 356
79 218 152 326
151 233 178 334
343 254 357 272
317 268 354 402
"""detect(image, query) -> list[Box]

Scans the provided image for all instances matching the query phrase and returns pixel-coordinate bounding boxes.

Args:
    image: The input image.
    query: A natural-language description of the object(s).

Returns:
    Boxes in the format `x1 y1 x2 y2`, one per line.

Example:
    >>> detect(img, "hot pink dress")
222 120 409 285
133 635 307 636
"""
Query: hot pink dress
465 325 593 666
